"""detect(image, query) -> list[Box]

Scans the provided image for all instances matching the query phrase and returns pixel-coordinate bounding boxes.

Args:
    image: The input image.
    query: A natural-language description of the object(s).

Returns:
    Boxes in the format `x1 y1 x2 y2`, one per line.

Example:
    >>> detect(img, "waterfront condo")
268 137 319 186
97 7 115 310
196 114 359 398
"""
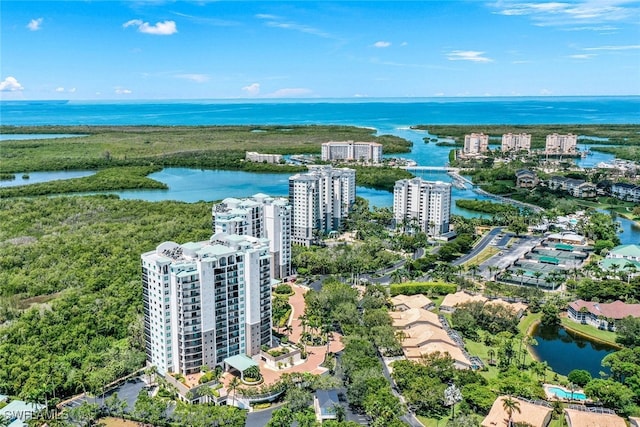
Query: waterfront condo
213 194 292 279
289 165 356 246
393 177 452 237
141 234 272 376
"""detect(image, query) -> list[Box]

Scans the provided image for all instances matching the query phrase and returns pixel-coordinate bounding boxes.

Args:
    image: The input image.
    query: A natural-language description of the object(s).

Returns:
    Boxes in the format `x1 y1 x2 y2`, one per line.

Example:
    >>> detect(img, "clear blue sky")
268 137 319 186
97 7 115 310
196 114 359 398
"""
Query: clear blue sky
1 1 639 100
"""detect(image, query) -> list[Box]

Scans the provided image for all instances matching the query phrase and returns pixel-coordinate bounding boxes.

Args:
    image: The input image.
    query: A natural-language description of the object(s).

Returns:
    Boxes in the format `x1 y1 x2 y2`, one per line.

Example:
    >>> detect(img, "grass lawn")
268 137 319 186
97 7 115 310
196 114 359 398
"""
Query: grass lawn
560 317 620 348
519 312 542 335
461 246 500 267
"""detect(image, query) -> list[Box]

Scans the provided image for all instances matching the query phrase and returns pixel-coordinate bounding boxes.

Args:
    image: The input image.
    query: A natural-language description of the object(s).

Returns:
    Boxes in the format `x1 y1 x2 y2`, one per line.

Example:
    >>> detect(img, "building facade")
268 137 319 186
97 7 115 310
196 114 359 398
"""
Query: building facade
515 169 538 188
463 133 489 155
245 151 283 164
548 176 596 198
321 141 383 163
213 194 292 279
545 133 577 154
611 182 640 202
289 166 356 246
141 234 272 376
393 178 452 236
501 133 531 153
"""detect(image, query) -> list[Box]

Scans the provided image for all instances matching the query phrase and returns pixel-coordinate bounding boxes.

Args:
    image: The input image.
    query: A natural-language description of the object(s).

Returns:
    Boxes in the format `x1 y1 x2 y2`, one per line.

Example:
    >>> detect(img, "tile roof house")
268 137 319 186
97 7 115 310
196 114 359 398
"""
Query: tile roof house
567 299 640 331
564 408 626 427
440 291 488 312
482 396 552 427
390 305 473 369
391 294 435 311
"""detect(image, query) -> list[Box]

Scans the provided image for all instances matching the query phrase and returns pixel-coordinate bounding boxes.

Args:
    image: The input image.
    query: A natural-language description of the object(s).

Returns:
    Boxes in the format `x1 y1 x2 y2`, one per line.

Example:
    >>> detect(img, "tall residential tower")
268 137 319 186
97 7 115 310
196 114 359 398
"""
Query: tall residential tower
289 166 356 246
141 234 272 376
213 194 292 279
393 178 452 236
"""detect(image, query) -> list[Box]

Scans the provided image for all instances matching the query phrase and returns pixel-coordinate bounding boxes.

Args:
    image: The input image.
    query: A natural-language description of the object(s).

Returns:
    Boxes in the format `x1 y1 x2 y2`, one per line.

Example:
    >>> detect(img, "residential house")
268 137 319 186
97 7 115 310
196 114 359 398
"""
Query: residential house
482 396 553 427
314 389 341 423
515 169 538 188
564 408 626 427
567 299 640 331
391 294 435 311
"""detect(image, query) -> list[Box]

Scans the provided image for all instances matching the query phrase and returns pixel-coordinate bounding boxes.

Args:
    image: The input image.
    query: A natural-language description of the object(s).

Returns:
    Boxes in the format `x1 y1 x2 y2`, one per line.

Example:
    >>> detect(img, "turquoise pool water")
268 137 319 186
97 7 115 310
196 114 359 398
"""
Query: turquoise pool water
547 386 587 400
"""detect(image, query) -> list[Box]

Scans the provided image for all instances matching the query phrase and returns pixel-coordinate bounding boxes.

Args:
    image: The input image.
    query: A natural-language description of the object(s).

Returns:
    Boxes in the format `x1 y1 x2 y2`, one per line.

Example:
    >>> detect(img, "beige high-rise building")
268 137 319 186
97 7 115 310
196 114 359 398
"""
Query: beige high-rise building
321 141 383 163
393 178 451 236
463 133 489 155
501 133 531 153
289 166 356 246
545 133 577 154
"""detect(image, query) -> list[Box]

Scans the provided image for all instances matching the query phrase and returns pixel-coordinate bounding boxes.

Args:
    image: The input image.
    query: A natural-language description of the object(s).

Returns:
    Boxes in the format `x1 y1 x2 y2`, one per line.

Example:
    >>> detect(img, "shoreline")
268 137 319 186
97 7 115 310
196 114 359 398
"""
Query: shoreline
526 318 623 358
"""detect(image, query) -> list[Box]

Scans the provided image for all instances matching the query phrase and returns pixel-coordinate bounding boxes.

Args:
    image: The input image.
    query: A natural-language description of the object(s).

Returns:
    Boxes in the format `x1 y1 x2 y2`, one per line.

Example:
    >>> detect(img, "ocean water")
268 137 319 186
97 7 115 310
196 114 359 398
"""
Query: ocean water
2 97 639 127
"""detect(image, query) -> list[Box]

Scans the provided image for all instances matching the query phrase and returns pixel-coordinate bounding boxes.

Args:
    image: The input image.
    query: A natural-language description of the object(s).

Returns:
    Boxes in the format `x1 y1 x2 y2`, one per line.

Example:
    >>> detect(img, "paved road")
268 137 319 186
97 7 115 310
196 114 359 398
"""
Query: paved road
453 227 504 266
61 376 148 414
378 354 423 427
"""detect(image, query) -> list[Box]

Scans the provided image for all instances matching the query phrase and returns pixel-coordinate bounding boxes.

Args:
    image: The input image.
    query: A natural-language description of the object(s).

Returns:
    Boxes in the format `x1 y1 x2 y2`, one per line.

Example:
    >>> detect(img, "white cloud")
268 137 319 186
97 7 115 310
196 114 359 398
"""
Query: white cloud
373 41 391 48
115 88 133 95
242 83 261 96
569 53 597 59
27 18 43 31
256 14 333 38
55 87 77 93
540 88 553 95
175 74 209 83
400 42 408 47
123 19 177 35
265 88 312 98
446 50 493 62
0 77 24 92
491 1 638 27
583 44 640 51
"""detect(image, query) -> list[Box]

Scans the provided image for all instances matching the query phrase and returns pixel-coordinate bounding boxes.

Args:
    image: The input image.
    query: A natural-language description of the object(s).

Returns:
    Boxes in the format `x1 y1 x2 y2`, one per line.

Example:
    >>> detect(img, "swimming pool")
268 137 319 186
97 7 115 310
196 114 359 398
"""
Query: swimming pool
547 386 587 401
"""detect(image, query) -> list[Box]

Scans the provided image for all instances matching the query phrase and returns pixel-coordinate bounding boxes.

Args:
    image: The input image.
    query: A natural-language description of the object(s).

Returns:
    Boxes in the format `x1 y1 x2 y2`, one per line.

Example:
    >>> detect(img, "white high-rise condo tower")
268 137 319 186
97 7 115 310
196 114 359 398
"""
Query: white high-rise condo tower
393 178 451 236
141 233 272 376
289 165 356 246
213 194 292 279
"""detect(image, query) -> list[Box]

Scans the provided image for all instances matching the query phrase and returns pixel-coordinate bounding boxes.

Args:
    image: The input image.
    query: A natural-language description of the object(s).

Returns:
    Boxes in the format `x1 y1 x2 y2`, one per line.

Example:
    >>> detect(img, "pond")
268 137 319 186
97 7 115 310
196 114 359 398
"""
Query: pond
530 323 616 377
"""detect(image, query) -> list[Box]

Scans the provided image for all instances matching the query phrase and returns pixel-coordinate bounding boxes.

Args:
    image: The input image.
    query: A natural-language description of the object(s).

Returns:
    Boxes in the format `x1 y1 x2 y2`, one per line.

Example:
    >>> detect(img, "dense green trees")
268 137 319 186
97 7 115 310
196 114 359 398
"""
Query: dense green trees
615 317 640 347
0 196 212 400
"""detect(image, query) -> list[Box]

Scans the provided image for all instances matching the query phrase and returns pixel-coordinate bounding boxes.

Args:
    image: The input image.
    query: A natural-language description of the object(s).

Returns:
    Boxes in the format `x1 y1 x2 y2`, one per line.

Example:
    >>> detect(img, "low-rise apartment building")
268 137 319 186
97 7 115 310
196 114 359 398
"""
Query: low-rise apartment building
245 151 283 164
548 176 596 198
321 141 383 163
611 182 640 202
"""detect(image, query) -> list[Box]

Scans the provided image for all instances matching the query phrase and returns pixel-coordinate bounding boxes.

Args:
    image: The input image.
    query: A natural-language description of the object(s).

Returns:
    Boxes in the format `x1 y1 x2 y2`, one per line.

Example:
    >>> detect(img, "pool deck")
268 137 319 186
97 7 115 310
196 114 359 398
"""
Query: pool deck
543 383 590 403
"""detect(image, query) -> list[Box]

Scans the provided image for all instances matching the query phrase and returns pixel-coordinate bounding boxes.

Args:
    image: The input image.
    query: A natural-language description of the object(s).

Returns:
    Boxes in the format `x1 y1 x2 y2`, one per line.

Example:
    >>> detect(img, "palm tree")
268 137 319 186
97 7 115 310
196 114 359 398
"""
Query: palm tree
228 376 241 407
0 415 10 427
487 348 496 365
467 264 480 281
502 396 521 426
533 271 543 290
516 268 526 286
624 262 637 284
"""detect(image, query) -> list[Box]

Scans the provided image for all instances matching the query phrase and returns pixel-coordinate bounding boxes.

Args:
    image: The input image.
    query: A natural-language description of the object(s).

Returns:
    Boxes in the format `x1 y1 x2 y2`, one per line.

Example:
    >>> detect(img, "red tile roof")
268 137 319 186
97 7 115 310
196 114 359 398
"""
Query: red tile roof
569 299 640 320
